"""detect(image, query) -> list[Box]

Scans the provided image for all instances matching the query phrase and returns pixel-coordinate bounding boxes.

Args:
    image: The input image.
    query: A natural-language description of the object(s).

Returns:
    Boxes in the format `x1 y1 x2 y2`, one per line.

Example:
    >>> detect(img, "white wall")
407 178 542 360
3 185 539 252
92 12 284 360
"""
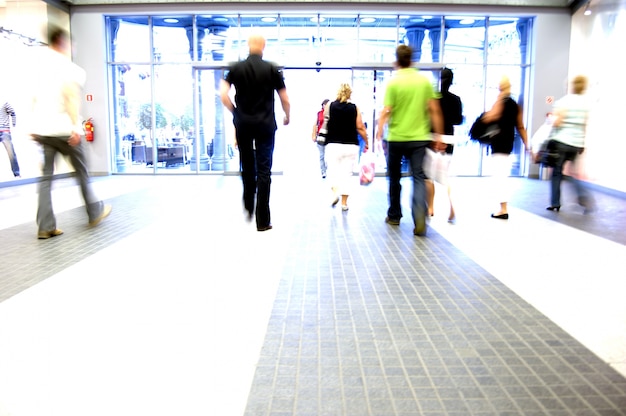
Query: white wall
71 11 111 175
568 2 626 192
527 11 572 178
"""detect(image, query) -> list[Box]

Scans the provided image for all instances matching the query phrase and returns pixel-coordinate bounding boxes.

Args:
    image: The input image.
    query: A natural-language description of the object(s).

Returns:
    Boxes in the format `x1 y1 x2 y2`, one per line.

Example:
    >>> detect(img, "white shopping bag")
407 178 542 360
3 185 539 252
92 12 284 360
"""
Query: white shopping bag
423 147 452 185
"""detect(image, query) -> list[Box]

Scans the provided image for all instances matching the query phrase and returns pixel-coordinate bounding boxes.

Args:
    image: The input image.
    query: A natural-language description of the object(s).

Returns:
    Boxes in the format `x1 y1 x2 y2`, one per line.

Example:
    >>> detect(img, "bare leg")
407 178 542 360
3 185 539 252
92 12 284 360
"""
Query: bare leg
426 179 434 216
447 186 455 222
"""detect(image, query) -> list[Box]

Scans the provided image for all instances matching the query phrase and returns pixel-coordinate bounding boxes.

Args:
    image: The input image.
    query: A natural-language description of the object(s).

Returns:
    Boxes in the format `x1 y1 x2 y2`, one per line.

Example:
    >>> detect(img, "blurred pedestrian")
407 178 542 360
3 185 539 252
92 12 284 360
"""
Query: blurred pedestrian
426 67 463 222
312 98 329 178
546 75 593 213
321 83 368 211
220 34 291 231
481 76 530 220
0 100 21 178
30 26 112 239
376 45 444 236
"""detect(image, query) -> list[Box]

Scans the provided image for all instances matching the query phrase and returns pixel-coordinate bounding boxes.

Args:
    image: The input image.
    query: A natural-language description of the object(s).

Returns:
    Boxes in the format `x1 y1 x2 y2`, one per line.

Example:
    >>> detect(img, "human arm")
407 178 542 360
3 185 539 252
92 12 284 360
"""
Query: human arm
516 104 530 151
376 105 391 141
481 94 505 124
63 81 82 146
355 106 369 151
277 88 290 125
4 102 17 127
428 98 446 151
219 79 235 114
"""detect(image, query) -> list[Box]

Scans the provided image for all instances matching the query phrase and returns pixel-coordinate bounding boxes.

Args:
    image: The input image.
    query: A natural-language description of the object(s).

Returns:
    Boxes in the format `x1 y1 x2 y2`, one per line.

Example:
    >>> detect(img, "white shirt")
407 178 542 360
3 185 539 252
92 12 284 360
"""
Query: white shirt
551 94 589 148
29 47 86 136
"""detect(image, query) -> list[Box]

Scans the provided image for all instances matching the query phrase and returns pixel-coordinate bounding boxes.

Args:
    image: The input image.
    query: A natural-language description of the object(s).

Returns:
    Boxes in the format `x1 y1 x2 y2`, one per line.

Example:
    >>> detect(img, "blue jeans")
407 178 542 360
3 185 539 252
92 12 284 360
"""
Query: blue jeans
386 140 430 230
550 141 589 207
0 131 20 177
236 125 275 229
34 135 104 232
317 143 327 176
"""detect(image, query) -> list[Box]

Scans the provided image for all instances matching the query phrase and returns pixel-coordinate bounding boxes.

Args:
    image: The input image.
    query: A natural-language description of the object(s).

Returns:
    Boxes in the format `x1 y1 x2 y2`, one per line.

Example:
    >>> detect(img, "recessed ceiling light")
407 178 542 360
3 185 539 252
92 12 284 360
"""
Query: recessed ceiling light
310 17 326 23
360 17 376 23
460 18 475 25
261 17 277 23
214 17 229 23
163 18 178 24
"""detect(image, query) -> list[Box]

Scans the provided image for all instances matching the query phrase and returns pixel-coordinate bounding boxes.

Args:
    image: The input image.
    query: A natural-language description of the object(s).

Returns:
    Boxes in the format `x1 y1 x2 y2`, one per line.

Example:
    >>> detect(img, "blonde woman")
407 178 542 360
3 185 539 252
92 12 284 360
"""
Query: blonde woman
321 83 369 211
481 76 530 219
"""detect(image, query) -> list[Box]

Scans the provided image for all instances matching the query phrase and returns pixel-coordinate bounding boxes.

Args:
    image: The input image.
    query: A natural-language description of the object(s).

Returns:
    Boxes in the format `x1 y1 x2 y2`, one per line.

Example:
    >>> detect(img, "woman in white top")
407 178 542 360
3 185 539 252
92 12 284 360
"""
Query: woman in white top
547 75 592 213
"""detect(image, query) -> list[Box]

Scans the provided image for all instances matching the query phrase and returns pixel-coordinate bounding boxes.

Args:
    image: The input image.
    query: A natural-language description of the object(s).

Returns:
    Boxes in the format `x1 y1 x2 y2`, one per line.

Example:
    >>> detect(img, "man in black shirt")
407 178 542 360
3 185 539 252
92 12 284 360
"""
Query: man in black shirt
220 35 291 231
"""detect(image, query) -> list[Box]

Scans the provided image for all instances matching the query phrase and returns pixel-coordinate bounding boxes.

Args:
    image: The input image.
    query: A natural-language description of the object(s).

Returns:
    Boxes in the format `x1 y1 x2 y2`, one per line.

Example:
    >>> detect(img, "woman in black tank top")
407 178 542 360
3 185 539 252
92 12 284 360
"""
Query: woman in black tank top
321 83 369 211
481 76 530 220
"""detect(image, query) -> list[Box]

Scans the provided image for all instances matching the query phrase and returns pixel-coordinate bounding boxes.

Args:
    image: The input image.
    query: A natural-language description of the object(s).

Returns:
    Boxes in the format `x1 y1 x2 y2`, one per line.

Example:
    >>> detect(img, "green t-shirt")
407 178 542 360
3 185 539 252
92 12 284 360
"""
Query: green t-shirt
383 68 438 142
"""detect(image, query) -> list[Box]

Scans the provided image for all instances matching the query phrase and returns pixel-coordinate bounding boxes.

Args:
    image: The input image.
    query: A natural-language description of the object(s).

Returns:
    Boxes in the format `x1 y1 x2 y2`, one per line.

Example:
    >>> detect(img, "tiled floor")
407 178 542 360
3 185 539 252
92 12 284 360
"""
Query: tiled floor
0 169 625 416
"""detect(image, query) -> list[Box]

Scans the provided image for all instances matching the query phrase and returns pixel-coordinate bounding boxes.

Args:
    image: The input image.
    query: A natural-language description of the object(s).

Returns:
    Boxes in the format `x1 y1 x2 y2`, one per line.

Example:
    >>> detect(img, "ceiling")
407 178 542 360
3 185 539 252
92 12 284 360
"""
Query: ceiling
62 0 577 6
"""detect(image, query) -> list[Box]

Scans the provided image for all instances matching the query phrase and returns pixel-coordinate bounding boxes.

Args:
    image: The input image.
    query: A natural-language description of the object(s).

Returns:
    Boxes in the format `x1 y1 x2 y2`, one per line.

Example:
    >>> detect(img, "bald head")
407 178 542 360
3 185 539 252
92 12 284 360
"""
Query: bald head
248 35 266 56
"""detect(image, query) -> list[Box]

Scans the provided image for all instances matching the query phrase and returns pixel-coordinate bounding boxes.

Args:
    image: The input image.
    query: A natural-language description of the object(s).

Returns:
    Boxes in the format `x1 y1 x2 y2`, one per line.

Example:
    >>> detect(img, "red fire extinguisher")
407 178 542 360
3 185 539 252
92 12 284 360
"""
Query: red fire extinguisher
83 118 94 142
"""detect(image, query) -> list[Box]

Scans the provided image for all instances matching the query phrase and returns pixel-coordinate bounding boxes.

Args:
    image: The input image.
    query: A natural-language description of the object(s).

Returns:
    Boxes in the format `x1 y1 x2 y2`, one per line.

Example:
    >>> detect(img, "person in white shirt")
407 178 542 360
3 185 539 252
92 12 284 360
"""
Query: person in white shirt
546 75 593 213
30 26 111 239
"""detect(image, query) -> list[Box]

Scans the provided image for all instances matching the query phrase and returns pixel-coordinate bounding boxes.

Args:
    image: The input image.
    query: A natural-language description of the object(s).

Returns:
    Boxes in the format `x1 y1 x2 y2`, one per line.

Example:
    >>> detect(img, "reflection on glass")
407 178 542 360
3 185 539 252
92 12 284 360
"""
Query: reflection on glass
487 18 521 64
358 15 399 63
107 16 150 62
153 64 194 172
319 14 359 65
110 64 151 172
442 17 486 65
152 17 193 62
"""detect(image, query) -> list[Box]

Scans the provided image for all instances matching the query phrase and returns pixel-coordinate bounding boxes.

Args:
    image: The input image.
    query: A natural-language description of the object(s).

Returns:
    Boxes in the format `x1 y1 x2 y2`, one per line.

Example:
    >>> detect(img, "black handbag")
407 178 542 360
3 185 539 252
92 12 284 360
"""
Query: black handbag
536 139 559 167
469 113 500 144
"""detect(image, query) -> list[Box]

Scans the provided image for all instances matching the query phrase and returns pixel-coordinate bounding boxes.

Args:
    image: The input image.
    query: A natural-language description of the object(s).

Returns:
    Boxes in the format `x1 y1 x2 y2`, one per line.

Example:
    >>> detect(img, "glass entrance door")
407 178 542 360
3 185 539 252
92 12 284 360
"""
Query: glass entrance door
191 65 238 174
192 64 469 178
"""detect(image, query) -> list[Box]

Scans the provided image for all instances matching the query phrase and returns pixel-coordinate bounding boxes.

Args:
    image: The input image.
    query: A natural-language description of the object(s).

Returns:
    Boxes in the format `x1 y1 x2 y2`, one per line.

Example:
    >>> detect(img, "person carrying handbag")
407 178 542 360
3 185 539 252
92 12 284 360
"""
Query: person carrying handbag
545 75 594 213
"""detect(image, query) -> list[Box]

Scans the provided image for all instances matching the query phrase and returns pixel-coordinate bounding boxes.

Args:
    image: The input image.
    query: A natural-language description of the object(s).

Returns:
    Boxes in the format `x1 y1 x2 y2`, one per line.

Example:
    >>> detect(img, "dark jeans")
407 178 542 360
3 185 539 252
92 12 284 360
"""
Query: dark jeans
33 135 103 232
550 141 589 207
386 140 430 229
0 131 20 176
236 125 275 228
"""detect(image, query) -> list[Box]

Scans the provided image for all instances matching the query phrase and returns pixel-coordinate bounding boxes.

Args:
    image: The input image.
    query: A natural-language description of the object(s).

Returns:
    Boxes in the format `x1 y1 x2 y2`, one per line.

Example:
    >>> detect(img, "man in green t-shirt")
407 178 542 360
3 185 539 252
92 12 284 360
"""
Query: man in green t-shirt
376 45 444 236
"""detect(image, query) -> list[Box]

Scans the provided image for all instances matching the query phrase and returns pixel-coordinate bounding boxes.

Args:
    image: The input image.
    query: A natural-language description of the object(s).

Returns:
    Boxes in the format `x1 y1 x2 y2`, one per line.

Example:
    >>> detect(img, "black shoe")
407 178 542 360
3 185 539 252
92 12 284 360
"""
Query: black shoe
257 225 273 232
546 206 560 212
491 213 509 220
385 217 400 226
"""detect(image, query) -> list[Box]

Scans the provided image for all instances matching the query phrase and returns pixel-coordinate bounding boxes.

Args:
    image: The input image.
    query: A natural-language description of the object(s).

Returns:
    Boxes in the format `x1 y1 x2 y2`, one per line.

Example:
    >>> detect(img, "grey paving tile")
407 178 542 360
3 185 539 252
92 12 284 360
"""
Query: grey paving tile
243 179 626 415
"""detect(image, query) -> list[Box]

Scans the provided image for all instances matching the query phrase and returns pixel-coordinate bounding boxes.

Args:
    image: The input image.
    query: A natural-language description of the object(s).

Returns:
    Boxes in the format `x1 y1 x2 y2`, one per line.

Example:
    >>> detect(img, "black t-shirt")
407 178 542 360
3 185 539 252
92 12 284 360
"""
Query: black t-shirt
490 97 519 155
225 54 286 132
326 101 358 145
440 91 463 135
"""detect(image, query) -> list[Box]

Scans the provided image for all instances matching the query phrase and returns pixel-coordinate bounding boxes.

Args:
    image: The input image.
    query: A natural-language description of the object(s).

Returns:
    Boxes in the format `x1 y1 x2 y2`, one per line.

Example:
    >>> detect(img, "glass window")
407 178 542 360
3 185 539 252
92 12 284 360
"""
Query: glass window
487 18 522 65
319 14 359 65
107 16 150 63
105 13 533 177
194 15 240 62
152 16 193 63
442 17 487 65
357 15 399 63
399 15 444 63
279 14 319 66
